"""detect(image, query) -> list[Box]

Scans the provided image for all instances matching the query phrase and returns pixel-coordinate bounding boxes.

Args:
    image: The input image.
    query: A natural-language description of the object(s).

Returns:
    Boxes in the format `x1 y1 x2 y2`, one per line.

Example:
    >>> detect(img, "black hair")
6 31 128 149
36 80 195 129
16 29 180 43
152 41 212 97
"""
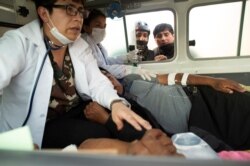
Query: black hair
32 0 85 8
153 23 174 38
32 0 85 25
83 8 106 26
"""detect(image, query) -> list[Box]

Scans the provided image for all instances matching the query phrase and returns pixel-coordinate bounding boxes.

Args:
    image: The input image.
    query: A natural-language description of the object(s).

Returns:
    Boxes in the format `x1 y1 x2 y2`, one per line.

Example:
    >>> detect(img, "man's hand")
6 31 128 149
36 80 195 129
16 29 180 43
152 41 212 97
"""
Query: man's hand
154 55 167 61
78 129 183 157
211 78 246 94
84 101 109 124
111 101 152 131
127 129 182 156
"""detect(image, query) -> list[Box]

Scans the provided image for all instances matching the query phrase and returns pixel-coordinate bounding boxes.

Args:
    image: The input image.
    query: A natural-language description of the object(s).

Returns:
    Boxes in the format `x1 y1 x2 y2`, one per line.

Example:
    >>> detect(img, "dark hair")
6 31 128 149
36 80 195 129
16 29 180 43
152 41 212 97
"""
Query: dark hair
153 23 174 37
83 8 106 26
33 0 85 8
32 0 85 25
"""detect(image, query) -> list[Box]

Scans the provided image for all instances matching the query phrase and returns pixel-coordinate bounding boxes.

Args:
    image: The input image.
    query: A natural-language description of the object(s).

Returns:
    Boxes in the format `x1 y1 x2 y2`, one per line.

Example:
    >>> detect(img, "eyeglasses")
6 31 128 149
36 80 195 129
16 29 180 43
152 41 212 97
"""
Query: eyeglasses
50 4 88 18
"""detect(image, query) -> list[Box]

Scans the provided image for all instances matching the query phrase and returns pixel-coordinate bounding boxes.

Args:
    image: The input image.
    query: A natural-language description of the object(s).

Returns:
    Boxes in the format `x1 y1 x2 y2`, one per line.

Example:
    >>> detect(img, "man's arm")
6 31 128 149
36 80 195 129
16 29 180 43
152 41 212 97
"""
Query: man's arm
157 73 245 94
78 129 182 156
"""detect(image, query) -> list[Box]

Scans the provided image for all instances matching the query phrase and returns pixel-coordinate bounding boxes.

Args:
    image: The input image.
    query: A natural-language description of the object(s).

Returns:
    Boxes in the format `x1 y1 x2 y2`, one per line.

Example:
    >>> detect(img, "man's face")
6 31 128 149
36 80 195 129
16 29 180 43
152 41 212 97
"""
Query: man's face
136 31 149 50
154 29 175 47
136 31 149 42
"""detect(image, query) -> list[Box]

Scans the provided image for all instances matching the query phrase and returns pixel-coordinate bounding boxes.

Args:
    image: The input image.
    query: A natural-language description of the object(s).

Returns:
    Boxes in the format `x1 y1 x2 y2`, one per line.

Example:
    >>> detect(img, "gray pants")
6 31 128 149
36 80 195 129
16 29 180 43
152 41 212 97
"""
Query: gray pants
122 74 191 133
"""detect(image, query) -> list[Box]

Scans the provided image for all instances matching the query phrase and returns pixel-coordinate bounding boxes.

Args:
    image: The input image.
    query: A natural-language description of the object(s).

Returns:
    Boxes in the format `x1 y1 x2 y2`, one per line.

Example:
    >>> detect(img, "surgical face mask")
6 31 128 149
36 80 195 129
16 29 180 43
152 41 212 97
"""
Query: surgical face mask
49 27 74 45
46 13 74 45
91 28 106 44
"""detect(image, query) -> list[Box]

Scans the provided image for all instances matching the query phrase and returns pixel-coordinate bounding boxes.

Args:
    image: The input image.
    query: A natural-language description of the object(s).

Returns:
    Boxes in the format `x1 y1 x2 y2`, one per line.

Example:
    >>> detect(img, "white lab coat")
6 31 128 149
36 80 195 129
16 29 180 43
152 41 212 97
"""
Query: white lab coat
0 20 122 147
82 33 128 79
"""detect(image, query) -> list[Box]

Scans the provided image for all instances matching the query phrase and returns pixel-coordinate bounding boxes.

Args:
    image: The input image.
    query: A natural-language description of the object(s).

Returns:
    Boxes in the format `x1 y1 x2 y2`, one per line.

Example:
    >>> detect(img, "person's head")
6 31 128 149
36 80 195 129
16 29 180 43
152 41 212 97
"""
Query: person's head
33 0 87 45
100 69 123 95
135 21 150 44
83 9 106 44
153 23 174 47
135 21 150 51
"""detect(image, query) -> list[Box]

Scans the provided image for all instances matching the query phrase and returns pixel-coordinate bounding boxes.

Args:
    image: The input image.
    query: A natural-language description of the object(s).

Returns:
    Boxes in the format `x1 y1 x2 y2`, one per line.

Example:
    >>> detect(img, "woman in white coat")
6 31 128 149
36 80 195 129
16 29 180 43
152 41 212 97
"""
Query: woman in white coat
0 0 152 149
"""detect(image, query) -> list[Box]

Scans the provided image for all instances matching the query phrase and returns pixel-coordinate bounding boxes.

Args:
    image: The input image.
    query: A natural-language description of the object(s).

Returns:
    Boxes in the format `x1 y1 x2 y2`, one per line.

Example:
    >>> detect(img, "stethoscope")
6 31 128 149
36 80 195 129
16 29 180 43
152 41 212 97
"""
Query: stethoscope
22 38 65 126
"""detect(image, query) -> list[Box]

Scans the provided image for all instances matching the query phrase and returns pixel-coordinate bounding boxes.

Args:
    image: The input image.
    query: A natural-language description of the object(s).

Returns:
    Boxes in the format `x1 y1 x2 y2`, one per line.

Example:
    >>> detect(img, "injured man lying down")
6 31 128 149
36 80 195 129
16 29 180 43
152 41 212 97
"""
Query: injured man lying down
92 68 250 152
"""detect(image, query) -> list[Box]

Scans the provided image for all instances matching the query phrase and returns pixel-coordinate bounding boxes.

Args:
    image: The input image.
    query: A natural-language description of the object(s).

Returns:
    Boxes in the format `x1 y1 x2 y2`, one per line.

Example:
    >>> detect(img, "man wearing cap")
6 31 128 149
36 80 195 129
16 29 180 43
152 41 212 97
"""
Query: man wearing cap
135 21 155 61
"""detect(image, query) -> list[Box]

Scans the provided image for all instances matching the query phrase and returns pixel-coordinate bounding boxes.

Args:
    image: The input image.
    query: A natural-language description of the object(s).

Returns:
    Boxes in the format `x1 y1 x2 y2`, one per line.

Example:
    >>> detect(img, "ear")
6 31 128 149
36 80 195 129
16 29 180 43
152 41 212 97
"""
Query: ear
37 6 49 23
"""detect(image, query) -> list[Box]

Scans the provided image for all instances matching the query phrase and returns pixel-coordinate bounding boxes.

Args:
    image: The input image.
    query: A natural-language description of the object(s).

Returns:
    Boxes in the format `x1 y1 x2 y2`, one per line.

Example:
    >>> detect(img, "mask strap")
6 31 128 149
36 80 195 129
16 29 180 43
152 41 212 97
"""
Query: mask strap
45 10 55 30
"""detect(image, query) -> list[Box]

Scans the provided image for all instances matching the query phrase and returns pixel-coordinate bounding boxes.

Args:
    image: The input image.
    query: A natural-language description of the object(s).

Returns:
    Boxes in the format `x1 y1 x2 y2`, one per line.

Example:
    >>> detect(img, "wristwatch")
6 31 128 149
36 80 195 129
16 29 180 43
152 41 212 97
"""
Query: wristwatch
110 99 131 109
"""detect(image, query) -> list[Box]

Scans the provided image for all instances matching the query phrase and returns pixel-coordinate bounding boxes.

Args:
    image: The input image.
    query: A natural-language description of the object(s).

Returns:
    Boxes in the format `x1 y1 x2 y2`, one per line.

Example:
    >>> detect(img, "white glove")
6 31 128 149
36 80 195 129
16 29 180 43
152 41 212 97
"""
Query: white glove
125 65 157 81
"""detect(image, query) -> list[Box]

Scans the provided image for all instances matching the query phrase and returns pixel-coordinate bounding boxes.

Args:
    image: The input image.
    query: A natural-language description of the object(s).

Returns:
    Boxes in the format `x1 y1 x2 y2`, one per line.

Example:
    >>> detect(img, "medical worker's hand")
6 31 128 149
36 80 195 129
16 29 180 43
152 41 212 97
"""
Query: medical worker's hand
111 101 152 131
125 65 156 81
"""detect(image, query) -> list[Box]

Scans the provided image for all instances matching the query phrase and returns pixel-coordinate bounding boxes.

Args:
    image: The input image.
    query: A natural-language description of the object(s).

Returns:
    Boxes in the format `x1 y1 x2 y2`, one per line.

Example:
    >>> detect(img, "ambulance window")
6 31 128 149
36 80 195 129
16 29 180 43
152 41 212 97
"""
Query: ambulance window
125 10 174 54
102 18 127 58
102 10 174 61
189 1 250 58
241 0 250 56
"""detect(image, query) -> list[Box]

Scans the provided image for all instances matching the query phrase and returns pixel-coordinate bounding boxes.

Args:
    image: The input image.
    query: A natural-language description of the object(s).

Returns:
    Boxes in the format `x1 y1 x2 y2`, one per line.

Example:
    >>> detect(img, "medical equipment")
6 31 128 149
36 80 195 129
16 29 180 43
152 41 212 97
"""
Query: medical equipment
22 39 64 126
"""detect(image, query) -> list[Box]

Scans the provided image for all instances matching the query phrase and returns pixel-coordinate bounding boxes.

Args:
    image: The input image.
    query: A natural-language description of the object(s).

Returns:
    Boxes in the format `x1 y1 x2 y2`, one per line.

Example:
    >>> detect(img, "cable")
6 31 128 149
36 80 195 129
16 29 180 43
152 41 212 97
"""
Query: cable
22 39 64 126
